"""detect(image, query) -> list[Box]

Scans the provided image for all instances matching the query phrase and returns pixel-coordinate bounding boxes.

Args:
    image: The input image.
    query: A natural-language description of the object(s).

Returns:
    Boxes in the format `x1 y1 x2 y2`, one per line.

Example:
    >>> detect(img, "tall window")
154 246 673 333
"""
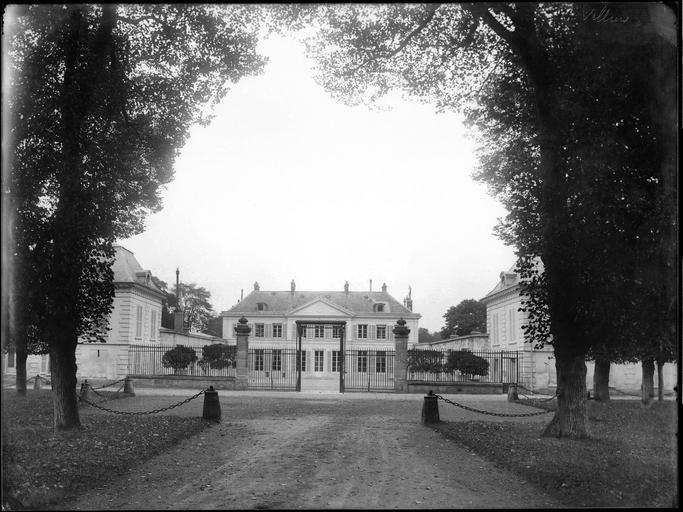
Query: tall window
314 324 325 338
508 309 516 341
273 323 283 338
376 351 387 373
150 310 157 340
255 323 265 337
376 325 387 339
357 324 368 339
332 325 342 338
135 305 143 338
254 349 264 371
493 314 499 345
357 351 368 372
272 350 282 371
297 350 307 372
314 350 324 372
332 351 341 372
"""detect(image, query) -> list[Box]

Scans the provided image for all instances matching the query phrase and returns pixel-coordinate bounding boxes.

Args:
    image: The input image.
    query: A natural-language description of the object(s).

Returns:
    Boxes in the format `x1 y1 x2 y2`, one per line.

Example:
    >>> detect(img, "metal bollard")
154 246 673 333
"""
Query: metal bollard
79 380 93 402
202 386 221 421
421 390 440 424
123 376 135 396
507 383 519 402
33 374 41 390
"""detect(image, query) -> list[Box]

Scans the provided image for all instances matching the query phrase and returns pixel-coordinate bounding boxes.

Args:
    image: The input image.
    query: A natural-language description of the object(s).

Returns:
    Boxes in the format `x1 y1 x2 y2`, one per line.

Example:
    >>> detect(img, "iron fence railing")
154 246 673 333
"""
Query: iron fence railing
344 349 396 392
407 348 519 384
128 344 236 378
248 347 298 390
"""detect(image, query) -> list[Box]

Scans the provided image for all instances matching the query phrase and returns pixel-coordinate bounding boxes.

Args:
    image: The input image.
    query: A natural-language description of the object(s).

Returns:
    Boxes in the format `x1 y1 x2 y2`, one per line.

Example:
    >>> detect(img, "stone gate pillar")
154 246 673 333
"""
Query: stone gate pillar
234 317 251 391
393 318 410 393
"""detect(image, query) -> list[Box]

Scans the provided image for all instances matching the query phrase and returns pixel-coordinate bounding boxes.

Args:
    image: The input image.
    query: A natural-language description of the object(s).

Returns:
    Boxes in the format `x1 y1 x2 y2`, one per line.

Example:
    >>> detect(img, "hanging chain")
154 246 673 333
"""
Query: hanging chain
91 378 127 391
434 394 553 417
79 389 206 416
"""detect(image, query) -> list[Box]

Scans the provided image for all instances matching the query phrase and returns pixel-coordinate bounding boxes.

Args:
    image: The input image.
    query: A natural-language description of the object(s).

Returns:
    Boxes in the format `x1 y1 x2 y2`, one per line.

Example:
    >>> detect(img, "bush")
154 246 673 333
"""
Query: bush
407 349 444 373
200 344 236 370
444 349 489 378
161 345 197 371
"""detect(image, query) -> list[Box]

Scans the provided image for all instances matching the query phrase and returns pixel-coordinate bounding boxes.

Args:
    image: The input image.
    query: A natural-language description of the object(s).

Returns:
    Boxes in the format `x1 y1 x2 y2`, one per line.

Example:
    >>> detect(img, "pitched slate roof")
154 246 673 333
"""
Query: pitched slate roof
481 259 545 302
224 290 419 317
112 245 164 295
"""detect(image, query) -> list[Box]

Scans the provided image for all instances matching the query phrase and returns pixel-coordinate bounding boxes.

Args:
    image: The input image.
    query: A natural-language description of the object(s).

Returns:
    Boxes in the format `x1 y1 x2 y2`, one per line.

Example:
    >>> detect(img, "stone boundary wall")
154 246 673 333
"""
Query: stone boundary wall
130 375 238 390
407 381 503 394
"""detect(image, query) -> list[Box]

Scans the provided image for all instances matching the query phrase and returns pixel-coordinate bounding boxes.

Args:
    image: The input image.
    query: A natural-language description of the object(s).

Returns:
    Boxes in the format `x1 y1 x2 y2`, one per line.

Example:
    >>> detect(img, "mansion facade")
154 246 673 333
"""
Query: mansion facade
221 280 420 389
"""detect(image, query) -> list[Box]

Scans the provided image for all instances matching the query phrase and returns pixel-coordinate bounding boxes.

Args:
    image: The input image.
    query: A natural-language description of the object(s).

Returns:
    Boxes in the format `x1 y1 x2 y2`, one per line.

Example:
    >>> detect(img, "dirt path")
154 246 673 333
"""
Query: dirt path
59 393 561 509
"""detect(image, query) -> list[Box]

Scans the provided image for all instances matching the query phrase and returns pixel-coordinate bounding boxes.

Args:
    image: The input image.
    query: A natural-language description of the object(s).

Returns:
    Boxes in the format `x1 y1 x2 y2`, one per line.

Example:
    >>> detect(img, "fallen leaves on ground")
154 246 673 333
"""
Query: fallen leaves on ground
2 389 209 509
434 399 677 508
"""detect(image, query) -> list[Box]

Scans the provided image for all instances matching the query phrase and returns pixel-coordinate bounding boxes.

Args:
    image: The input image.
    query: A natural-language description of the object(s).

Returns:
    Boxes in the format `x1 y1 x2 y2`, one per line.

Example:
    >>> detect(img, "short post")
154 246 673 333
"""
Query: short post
422 390 440 424
507 383 519 402
33 375 41 390
123 376 135 396
79 380 93 402
393 318 410 393
235 317 251 391
202 386 221 421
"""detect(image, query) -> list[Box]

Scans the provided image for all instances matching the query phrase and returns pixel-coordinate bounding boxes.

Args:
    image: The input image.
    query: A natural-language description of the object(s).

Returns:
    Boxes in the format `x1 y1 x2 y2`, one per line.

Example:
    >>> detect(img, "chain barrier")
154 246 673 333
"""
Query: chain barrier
434 394 553 417
79 389 206 416
91 378 127 391
515 384 558 402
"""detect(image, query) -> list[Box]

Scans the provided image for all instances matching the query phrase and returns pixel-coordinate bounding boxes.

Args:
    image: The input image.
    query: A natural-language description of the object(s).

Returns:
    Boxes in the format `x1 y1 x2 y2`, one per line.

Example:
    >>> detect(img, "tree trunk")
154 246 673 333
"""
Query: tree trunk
641 357 655 406
656 359 665 401
15 345 28 396
50 339 81 431
592 357 610 402
542 351 588 438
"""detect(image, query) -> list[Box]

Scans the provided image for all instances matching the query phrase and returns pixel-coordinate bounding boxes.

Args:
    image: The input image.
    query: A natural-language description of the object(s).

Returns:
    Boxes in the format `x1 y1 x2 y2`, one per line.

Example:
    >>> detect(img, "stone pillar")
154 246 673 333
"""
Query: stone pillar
393 318 410 393
173 311 184 332
235 316 251 391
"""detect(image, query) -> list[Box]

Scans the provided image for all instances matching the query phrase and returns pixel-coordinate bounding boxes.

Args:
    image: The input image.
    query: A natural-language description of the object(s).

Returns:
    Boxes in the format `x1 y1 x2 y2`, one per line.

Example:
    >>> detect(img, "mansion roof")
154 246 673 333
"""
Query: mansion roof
112 245 164 297
223 290 419 318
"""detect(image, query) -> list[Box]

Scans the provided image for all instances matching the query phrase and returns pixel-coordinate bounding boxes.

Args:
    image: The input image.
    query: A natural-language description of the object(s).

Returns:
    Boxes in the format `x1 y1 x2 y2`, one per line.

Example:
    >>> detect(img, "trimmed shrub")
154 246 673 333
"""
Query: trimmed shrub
201 344 236 370
407 349 444 373
161 345 197 372
444 349 489 378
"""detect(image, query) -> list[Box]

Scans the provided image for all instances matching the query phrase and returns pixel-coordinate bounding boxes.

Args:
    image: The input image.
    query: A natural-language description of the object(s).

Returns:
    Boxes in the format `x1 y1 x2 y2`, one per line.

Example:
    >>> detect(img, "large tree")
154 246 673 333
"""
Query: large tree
5 4 265 430
284 2 677 438
440 299 486 338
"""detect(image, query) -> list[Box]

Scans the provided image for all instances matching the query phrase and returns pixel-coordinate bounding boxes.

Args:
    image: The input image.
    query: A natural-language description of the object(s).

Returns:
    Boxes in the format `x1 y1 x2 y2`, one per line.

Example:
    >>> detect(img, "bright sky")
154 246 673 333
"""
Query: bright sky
119 34 516 332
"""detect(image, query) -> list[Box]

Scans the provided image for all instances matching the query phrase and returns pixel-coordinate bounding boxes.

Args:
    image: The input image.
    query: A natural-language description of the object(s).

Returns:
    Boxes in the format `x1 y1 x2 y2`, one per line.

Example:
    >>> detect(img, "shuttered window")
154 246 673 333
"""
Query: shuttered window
376 325 387 339
272 323 282 338
135 305 143 338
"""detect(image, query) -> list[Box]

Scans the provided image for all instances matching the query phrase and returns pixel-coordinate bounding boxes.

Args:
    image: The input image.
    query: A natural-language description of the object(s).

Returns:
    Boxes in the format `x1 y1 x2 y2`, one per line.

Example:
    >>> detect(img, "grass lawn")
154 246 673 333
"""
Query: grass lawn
434 397 678 508
2 389 210 509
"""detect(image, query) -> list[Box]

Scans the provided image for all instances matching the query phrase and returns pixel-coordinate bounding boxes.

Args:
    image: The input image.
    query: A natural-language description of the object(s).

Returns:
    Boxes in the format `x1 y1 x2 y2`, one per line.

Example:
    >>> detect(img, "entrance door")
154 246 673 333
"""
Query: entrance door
295 320 346 392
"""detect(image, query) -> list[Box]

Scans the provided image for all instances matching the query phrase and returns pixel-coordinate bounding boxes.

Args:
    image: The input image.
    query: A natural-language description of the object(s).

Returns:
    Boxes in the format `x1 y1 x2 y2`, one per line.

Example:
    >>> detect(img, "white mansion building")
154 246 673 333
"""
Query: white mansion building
221 280 420 389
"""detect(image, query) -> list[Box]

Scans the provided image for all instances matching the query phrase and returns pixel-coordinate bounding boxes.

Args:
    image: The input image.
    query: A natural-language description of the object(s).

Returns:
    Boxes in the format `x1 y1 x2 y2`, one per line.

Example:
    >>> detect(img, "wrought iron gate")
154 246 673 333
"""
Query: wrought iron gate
343 348 396 392
247 347 297 391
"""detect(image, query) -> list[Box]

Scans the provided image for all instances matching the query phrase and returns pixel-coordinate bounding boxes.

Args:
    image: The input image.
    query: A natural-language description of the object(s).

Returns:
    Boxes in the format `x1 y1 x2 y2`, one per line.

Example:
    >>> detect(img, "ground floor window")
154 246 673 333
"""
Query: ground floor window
254 349 264 371
314 350 324 372
332 351 341 372
357 351 368 372
272 349 282 371
298 350 307 372
376 351 386 373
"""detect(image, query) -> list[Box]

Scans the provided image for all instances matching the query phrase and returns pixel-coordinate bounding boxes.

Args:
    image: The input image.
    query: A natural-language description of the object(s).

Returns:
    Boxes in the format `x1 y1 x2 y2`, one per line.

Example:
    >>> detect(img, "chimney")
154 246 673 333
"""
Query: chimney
240 289 244 301
369 279 372 293
175 268 180 311
381 282 387 293
344 281 349 294
403 286 413 312
291 279 296 294
254 281 260 291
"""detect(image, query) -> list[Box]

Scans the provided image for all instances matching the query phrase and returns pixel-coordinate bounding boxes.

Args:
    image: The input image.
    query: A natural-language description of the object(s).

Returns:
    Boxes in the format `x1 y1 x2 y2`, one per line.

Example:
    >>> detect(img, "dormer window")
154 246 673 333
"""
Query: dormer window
257 302 268 311
373 303 385 312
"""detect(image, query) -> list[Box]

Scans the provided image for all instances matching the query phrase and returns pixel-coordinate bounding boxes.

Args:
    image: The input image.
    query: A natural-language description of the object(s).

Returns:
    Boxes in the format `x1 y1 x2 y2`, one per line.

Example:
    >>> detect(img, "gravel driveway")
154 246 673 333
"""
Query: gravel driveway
60 390 561 509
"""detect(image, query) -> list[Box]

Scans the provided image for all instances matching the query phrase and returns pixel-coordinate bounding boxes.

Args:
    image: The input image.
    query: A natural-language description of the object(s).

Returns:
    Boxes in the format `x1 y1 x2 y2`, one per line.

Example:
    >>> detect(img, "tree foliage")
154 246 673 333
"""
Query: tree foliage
407 349 444 373
281 2 677 437
5 4 266 429
417 327 438 344
441 299 486 338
